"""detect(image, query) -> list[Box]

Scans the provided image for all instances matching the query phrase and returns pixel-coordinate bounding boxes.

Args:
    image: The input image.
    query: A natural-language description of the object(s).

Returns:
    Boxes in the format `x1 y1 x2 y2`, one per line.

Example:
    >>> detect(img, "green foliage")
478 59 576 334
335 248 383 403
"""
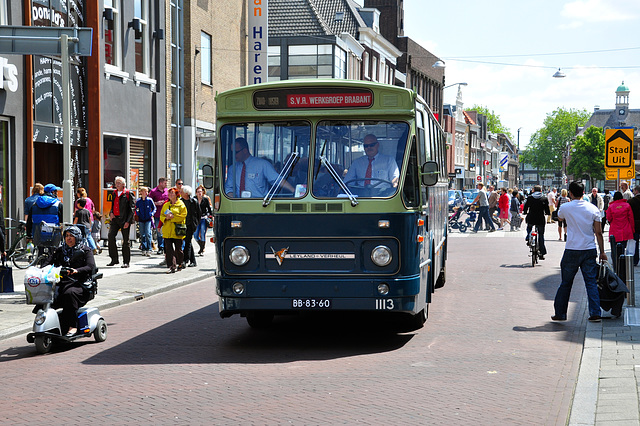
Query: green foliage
468 105 513 140
567 126 605 186
522 107 591 171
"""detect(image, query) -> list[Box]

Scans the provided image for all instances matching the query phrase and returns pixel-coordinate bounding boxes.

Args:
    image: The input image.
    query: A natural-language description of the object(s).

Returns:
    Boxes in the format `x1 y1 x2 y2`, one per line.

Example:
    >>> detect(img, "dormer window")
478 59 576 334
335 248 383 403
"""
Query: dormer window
334 11 344 22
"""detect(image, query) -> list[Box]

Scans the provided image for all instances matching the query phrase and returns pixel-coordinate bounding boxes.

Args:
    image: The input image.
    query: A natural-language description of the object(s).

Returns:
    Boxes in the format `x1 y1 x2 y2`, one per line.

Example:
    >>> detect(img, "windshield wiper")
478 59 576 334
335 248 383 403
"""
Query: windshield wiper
263 152 299 207
320 156 358 207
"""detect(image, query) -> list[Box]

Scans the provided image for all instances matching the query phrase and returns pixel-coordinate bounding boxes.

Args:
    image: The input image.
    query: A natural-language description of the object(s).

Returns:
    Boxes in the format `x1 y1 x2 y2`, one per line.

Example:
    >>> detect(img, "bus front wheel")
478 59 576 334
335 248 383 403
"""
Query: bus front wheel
405 307 428 331
246 312 274 329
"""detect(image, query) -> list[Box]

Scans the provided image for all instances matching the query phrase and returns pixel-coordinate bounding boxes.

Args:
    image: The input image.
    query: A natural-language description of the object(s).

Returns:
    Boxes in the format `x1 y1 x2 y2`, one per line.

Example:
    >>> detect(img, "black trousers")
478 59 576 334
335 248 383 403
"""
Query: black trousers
183 232 196 264
164 238 184 269
108 216 131 264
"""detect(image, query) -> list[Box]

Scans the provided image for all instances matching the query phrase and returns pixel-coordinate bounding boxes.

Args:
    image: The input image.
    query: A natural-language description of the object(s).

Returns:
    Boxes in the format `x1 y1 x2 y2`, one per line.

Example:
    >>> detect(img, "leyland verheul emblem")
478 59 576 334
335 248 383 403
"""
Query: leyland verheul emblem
271 247 289 265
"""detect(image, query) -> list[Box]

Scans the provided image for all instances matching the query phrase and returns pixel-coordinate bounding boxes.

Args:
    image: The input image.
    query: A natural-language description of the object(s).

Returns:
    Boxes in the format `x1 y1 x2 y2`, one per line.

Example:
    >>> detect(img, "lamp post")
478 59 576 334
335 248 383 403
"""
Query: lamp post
444 82 468 89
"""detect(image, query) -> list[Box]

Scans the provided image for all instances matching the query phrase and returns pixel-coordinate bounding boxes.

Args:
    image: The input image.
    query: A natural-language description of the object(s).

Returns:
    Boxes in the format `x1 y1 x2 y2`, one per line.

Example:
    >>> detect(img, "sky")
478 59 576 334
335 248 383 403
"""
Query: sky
398 0 640 148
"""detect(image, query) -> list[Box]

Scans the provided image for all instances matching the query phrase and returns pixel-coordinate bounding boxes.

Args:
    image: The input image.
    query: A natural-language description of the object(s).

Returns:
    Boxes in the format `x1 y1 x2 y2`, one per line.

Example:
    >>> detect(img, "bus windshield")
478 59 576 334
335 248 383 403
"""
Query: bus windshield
313 120 409 198
221 121 311 199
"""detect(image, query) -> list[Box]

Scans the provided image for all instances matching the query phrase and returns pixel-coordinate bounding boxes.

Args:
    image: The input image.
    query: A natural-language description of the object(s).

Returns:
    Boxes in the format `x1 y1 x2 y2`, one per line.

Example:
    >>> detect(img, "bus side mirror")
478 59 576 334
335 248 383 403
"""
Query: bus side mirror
202 165 214 189
421 161 439 186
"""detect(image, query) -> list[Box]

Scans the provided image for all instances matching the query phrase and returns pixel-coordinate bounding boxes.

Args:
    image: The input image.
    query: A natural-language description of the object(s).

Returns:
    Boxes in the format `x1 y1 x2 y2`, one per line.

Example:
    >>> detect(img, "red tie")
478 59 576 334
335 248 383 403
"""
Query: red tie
239 162 246 193
365 158 373 185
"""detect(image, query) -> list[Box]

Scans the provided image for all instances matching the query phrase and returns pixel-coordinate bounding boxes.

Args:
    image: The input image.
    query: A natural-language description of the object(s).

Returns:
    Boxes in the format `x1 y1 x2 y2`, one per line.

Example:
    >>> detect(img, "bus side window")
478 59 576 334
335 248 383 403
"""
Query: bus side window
402 136 419 208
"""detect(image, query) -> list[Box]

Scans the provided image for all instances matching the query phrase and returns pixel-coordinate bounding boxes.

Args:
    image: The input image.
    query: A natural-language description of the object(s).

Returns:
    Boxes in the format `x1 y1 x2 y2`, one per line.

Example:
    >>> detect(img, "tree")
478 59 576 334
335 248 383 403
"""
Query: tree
467 105 513 140
520 107 591 172
567 126 605 188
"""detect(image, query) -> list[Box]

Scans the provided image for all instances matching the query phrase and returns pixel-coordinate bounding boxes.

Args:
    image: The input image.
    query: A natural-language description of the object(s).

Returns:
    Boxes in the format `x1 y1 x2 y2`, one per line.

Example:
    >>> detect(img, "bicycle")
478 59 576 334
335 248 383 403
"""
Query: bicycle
4 218 39 269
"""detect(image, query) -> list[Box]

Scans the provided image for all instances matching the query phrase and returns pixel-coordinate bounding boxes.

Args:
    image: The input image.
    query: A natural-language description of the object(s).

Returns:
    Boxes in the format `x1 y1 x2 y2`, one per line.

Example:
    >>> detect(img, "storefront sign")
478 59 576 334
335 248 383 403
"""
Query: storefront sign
248 0 268 84
0 56 18 92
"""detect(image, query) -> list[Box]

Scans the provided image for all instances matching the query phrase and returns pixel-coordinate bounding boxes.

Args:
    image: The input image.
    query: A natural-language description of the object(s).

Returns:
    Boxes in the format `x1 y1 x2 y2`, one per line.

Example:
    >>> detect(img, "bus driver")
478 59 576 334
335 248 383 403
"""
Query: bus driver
225 137 295 198
343 134 399 189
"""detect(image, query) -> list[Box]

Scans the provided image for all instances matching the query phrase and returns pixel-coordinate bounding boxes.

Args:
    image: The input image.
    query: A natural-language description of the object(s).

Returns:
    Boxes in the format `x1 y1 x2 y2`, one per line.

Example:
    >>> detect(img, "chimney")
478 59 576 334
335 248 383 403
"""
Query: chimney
594 105 600 112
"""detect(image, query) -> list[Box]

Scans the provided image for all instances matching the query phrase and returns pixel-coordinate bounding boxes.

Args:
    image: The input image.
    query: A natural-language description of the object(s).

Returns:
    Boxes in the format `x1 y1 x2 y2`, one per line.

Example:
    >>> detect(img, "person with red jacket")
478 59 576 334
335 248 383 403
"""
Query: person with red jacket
606 191 635 256
107 176 135 268
497 187 511 230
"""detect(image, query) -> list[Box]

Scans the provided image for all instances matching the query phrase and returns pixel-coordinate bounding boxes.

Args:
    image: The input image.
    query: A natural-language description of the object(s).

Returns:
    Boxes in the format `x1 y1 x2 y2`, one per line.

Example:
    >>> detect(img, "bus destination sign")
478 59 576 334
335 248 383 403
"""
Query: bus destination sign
253 87 373 110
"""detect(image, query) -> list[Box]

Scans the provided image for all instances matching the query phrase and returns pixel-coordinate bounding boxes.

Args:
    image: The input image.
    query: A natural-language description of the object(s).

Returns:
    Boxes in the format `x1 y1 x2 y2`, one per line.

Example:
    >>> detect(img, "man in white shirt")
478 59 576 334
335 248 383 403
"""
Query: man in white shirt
553 181 607 322
343 134 399 190
620 181 633 200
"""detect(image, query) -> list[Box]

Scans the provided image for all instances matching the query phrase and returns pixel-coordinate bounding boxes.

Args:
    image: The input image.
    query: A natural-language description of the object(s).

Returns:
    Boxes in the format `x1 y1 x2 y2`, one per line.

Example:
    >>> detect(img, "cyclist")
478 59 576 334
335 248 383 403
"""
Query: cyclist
523 185 550 260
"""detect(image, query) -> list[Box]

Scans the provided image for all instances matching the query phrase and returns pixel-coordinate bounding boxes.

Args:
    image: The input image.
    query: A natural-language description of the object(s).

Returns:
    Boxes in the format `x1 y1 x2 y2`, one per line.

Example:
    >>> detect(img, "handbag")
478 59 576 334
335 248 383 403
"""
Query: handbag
597 261 628 293
551 210 558 221
0 259 13 293
206 215 214 228
174 222 187 237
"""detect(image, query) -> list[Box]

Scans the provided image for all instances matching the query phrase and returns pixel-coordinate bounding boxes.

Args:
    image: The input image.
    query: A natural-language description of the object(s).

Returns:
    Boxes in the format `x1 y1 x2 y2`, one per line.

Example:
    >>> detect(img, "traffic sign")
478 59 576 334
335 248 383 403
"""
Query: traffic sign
476 175 482 181
605 128 634 168
483 160 490 166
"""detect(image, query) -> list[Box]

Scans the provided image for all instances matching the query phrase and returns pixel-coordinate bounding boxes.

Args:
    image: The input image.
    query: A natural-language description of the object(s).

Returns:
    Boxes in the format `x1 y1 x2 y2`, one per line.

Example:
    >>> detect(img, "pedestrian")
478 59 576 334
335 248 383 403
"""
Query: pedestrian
106 176 135 268
547 188 557 223
31 184 63 243
194 184 212 256
74 187 96 214
497 187 511 230
627 185 640 266
149 177 169 255
471 182 496 233
135 186 156 257
587 187 604 218
509 190 521 231
553 181 607 322
523 185 550 260
24 182 44 238
620 181 633 200
606 191 635 256
555 189 570 241
160 188 187 273
487 185 498 228
73 197 97 253
180 185 200 267
91 211 103 253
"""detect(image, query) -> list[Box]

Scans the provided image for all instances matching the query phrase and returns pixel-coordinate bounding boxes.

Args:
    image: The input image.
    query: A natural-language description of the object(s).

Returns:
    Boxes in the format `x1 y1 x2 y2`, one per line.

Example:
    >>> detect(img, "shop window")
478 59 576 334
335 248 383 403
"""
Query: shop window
103 135 127 188
288 44 333 79
130 138 151 189
134 0 150 75
200 31 211 85
0 0 7 25
104 0 122 69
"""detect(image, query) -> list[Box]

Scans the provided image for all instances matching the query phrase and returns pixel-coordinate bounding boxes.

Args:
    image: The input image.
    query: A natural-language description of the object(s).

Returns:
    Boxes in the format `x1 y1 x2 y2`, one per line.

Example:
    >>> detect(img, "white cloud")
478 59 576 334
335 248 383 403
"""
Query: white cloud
561 0 639 24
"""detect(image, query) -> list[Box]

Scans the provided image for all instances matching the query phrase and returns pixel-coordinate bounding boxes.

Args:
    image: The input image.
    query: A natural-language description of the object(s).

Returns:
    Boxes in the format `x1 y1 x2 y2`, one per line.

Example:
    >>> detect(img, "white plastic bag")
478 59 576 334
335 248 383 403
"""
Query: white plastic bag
24 265 62 304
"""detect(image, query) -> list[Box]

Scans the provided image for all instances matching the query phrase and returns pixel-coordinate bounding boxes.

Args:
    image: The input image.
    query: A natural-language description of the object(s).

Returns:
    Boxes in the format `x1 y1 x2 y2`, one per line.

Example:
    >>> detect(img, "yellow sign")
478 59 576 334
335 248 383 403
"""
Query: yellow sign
605 128 635 179
605 128 634 168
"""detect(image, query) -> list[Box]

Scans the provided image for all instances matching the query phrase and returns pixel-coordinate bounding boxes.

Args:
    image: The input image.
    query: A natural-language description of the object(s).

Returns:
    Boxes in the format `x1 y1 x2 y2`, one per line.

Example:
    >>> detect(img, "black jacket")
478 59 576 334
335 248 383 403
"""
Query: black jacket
627 194 640 233
45 245 96 294
184 196 201 233
523 192 550 225
110 189 135 225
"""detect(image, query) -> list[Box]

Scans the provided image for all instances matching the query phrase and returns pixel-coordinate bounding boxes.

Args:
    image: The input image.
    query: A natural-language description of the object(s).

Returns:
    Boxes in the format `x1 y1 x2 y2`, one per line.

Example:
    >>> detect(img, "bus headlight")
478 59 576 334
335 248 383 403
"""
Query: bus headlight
229 246 250 266
377 283 390 295
371 245 392 267
232 282 245 295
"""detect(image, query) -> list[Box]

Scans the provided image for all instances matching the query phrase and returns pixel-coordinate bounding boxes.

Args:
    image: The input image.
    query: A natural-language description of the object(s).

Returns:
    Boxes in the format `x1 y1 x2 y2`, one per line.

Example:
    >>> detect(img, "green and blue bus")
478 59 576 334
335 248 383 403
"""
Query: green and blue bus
211 80 448 328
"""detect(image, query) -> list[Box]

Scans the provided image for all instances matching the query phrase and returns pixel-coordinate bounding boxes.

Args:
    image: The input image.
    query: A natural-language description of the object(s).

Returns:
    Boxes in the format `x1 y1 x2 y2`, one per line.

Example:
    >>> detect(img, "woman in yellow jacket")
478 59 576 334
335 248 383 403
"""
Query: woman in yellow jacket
160 187 188 273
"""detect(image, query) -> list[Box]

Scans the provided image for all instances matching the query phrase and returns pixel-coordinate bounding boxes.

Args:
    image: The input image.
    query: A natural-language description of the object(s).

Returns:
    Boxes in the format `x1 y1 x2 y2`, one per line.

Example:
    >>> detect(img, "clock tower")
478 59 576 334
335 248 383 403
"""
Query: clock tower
616 81 630 116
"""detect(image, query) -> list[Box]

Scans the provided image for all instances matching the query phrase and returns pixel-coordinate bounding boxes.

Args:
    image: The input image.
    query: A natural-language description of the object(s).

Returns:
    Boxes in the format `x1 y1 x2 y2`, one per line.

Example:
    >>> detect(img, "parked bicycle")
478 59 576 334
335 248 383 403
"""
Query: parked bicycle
4 218 38 269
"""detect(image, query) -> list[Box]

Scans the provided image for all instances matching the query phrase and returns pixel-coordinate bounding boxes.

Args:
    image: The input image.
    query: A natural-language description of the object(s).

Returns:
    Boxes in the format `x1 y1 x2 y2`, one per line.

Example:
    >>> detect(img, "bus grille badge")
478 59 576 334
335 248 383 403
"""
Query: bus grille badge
271 247 289 265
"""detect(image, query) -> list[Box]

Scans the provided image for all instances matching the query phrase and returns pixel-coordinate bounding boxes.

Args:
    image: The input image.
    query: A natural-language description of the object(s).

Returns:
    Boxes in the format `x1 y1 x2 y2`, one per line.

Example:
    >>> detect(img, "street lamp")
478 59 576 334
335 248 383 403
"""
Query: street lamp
444 82 468 89
552 68 566 78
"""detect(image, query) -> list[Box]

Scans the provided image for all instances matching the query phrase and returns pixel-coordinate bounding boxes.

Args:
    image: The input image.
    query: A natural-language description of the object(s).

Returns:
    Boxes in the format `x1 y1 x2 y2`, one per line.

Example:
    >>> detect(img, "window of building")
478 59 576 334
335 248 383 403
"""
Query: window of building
104 0 121 69
134 0 149 75
334 47 346 79
372 56 378 81
200 31 211 85
288 44 332 79
0 0 8 25
103 134 127 187
362 51 370 79
268 45 281 81
130 138 151 188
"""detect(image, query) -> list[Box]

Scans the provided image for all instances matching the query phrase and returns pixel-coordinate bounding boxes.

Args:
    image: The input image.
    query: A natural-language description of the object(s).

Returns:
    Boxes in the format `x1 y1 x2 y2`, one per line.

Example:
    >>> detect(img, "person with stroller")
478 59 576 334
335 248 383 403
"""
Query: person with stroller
44 225 95 337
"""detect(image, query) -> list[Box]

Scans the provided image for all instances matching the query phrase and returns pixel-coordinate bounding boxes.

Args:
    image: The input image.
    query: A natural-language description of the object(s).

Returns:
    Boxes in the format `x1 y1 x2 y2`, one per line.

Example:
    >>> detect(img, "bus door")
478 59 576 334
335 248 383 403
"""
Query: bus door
415 107 432 296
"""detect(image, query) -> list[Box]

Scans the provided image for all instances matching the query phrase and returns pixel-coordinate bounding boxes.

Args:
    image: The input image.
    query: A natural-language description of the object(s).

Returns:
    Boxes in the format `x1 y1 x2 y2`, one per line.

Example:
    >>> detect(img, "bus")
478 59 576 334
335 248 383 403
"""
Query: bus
211 80 448 329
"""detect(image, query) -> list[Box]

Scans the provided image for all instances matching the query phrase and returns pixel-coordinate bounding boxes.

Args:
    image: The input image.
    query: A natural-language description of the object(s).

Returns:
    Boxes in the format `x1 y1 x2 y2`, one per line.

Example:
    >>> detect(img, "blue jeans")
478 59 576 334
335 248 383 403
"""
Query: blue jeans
554 248 601 318
154 216 164 249
473 206 495 232
195 218 207 242
139 220 153 251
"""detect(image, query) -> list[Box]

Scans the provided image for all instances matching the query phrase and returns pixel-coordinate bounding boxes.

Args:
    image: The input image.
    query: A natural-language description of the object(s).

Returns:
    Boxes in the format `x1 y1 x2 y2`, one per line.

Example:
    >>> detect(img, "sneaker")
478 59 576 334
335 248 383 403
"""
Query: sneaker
588 315 602 322
146 251 151 257
121 264 130 268
188 262 197 267
157 249 164 255
497 227 503 231
488 229 495 233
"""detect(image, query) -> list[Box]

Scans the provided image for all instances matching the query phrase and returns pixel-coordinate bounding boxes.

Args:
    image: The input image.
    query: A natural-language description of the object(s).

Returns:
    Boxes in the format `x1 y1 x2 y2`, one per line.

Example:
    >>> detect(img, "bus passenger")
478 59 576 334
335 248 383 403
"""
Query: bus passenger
225 137 295 198
343 134 399 189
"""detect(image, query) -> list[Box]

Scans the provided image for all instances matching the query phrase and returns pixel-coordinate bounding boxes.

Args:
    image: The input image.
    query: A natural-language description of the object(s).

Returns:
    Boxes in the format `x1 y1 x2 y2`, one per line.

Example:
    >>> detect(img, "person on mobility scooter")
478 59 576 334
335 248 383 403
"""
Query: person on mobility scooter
43 225 95 336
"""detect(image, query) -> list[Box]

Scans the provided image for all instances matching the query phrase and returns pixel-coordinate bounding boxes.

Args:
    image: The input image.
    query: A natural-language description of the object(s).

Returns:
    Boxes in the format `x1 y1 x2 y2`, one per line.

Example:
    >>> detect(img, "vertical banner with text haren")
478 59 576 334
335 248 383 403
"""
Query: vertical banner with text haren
249 0 268 84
